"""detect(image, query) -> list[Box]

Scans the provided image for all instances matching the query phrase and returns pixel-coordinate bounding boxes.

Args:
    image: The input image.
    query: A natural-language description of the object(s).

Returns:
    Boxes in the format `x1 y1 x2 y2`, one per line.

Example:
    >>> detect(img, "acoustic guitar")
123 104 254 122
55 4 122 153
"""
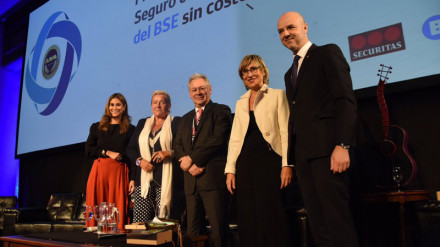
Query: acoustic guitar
376 64 417 188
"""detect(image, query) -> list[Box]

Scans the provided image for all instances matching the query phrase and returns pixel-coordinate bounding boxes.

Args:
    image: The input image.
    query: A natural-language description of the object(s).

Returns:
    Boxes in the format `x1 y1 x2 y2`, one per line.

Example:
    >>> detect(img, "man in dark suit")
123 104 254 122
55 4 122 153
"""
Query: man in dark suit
174 73 232 247
277 12 359 247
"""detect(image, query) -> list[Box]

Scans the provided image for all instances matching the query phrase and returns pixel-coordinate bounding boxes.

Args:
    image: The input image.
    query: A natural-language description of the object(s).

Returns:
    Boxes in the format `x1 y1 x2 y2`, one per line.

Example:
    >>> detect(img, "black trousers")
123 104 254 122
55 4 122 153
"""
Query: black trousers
295 153 359 247
185 187 228 247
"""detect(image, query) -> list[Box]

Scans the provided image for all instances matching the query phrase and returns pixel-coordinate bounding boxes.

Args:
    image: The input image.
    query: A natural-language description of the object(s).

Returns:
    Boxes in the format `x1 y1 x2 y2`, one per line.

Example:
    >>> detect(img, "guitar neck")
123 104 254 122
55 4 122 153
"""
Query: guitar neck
377 79 390 138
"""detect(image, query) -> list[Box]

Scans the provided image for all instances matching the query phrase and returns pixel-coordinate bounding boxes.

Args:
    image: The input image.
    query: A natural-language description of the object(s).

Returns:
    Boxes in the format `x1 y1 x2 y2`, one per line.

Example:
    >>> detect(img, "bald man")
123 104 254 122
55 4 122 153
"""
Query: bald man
277 12 359 247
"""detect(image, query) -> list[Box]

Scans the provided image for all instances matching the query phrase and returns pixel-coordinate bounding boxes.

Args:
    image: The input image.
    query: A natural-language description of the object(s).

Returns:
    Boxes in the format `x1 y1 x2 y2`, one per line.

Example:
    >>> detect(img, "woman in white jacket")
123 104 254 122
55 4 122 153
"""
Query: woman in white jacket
225 55 292 247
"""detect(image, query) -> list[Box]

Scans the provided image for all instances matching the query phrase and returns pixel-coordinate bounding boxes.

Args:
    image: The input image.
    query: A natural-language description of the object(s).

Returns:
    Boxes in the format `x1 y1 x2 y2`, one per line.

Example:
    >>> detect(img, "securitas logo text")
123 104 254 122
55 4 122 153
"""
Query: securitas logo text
25 11 82 116
348 23 405 62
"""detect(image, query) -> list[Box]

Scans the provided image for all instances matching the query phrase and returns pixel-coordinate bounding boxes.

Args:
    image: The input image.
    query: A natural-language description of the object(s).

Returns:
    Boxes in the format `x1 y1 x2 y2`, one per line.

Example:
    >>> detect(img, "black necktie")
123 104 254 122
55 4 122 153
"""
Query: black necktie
290 55 301 90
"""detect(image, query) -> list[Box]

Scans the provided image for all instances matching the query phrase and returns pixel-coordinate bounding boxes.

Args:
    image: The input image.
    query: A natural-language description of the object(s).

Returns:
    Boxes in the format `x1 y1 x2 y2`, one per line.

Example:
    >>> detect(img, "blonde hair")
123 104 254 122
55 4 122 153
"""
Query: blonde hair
151 90 171 105
238 54 269 89
151 90 171 114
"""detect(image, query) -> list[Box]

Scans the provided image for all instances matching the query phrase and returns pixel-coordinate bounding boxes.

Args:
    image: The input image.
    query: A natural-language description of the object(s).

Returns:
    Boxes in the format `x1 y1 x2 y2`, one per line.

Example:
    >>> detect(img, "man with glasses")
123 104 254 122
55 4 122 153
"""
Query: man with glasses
174 73 232 247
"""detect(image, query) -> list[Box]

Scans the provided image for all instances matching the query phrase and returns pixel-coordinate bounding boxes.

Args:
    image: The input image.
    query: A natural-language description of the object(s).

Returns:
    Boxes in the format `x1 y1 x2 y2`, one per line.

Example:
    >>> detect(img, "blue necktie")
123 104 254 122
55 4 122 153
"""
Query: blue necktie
290 55 301 90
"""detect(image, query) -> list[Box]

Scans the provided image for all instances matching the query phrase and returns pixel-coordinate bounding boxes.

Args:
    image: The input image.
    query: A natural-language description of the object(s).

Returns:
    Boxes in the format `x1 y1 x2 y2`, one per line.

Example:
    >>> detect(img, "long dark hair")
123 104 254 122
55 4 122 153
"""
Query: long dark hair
98 93 131 133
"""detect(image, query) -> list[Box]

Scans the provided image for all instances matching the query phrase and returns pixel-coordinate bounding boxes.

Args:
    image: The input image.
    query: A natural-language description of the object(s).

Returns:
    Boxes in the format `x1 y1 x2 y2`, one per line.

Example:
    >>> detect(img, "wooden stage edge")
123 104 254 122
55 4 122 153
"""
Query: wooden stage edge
0 235 89 247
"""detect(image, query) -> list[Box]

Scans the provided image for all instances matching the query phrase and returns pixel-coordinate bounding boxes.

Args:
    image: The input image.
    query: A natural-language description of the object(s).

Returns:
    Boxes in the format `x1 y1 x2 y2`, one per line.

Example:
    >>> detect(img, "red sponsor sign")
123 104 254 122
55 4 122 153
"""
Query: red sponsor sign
348 23 405 61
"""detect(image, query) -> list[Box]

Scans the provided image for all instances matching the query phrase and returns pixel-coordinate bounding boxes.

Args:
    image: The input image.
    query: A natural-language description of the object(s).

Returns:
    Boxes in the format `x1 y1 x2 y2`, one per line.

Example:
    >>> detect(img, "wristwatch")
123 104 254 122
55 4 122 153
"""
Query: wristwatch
338 143 351 150
136 157 143 166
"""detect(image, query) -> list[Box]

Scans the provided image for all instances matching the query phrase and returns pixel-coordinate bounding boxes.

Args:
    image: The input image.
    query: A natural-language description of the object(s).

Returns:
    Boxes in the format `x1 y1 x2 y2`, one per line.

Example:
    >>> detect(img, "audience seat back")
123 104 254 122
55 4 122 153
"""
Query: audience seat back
46 193 80 222
0 196 17 232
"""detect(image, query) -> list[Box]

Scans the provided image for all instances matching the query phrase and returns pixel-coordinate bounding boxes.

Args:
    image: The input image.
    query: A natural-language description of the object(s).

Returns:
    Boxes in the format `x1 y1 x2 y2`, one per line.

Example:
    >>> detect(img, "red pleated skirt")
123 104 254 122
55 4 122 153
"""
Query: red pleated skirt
86 158 129 230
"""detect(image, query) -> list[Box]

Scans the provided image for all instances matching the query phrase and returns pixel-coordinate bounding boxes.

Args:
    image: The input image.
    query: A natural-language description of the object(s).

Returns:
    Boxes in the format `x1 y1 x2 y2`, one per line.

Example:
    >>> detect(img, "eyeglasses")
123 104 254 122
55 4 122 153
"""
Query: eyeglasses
241 66 261 76
190 86 209 93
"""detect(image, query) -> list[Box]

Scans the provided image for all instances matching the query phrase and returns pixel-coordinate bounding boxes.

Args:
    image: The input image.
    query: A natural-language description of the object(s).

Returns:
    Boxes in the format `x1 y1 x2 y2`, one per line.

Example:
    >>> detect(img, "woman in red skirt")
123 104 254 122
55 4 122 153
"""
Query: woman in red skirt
85 93 135 230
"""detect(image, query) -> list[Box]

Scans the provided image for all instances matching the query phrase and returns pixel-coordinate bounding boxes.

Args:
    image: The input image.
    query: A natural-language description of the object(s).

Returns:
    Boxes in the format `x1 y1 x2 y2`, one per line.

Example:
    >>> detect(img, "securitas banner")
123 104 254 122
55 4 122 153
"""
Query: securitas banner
348 23 405 62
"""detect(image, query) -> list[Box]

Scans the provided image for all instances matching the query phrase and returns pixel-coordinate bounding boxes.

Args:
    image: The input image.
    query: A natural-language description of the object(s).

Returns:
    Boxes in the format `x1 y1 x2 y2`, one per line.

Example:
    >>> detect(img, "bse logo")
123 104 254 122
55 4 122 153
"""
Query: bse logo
423 15 440 40
42 45 60 79
25 11 82 116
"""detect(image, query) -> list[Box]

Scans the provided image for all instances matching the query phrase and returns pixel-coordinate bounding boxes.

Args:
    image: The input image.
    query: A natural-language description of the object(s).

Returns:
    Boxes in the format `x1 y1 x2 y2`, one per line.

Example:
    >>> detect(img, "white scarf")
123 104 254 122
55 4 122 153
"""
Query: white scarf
138 115 173 218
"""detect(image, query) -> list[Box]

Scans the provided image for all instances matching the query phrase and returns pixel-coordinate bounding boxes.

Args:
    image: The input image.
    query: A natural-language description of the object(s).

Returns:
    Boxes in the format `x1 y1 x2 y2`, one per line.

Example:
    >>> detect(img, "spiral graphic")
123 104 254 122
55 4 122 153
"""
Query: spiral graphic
25 11 82 116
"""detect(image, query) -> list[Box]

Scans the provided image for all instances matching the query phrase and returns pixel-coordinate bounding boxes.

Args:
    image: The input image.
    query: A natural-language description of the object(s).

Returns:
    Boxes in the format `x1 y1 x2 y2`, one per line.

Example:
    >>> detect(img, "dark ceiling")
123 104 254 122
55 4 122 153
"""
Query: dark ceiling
0 0 48 66
0 0 22 20
0 0 31 22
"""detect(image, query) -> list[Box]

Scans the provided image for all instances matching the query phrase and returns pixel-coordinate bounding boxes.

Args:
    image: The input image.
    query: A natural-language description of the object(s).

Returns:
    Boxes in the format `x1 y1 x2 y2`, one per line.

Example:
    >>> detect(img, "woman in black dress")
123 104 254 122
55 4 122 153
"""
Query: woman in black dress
225 55 292 247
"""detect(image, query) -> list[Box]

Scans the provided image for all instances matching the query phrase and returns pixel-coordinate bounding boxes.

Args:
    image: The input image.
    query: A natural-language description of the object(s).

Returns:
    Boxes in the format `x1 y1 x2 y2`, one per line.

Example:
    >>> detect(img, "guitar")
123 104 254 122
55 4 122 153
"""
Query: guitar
376 64 417 188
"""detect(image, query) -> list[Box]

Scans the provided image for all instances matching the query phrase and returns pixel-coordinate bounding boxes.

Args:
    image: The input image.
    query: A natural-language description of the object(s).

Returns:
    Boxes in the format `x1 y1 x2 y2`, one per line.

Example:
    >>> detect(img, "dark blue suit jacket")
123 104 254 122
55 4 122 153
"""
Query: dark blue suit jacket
284 44 357 164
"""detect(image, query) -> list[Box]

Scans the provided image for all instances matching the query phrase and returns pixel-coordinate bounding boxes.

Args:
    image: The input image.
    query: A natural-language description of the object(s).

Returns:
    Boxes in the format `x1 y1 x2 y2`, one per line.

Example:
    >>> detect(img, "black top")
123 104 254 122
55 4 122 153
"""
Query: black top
239 111 268 157
85 122 135 164
126 117 182 184
149 129 163 185
126 117 186 220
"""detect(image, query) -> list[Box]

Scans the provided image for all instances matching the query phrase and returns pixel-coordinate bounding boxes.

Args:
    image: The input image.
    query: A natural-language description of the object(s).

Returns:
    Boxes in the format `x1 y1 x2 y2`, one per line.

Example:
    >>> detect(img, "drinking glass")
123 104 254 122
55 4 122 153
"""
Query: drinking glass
155 205 169 219
94 203 108 234
392 166 403 191
107 203 119 233
82 205 93 231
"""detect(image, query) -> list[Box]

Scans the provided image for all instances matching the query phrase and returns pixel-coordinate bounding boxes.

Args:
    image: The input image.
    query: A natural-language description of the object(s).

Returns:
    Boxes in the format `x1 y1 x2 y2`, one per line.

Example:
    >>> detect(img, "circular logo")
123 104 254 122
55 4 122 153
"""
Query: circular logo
422 15 440 40
350 35 366 50
42 45 60 79
25 11 82 116
384 26 401 41
367 31 383 46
